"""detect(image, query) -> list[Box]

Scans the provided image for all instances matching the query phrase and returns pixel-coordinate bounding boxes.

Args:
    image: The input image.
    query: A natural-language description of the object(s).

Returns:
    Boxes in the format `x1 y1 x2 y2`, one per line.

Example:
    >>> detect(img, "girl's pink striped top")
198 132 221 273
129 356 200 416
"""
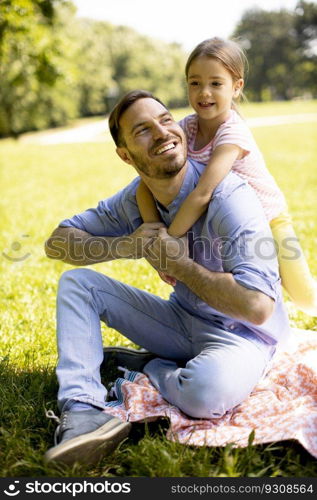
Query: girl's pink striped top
179 110 287 221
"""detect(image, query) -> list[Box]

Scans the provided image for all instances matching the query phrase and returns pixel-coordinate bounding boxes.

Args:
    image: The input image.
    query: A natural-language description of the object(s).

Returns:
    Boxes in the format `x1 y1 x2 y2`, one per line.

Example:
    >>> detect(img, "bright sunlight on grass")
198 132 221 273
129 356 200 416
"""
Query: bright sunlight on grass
0 101 316 477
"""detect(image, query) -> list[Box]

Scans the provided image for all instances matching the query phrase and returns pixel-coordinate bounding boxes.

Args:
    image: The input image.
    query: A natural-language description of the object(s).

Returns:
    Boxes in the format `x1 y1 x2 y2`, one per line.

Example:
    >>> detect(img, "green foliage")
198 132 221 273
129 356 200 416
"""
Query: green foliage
293 1 317 93
0 102 316 476
108 28 186 108
67 19 116 116
0 2 187 137
233 1 317 101
1 1 316 136
0 0 78 136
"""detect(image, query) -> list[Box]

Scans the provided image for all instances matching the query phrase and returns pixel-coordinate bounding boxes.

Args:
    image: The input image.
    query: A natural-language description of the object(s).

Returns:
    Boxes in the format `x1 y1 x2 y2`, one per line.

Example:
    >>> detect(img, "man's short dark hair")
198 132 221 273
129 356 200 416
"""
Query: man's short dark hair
108 89 167 146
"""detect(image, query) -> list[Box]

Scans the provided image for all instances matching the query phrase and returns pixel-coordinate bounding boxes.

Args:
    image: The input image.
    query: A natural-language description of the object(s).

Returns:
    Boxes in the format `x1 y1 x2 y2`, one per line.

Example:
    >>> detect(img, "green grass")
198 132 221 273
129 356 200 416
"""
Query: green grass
0 101 317 477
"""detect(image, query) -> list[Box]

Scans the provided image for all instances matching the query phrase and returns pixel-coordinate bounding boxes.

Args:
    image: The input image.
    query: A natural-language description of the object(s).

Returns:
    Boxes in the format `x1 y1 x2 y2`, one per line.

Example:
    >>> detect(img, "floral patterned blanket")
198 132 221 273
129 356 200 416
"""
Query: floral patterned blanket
103 329 317 458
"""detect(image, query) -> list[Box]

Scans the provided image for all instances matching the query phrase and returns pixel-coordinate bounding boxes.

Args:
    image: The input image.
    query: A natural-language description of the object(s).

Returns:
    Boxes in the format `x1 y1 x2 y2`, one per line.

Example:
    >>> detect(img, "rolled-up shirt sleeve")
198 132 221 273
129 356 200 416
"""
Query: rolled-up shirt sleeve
59 178 142 237
210 178 280 301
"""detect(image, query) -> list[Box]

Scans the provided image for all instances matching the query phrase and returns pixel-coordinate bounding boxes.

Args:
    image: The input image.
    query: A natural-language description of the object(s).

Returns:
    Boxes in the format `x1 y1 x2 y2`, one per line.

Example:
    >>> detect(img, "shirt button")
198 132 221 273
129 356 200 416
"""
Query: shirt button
229 324 235 330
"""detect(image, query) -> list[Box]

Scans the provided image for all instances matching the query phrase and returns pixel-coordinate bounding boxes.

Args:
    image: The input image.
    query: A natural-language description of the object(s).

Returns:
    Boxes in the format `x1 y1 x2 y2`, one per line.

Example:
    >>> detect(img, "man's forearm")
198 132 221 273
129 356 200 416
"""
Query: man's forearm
172 258 274 325
45 227 132 266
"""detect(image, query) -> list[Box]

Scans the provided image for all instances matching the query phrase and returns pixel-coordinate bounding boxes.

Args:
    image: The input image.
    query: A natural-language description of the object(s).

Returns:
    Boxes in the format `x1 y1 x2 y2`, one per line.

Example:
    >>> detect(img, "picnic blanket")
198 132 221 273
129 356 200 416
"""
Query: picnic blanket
103 328 317 458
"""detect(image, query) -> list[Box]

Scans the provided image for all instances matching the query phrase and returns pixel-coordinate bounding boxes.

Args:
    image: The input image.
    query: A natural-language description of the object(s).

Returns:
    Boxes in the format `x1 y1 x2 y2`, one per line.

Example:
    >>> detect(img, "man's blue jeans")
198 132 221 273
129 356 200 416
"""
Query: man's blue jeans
56 268 274 419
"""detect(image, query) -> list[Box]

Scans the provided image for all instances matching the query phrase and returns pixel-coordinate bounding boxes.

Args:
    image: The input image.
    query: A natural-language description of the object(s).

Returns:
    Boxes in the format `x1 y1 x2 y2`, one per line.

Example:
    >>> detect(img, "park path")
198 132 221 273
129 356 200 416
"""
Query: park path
19 112 317 145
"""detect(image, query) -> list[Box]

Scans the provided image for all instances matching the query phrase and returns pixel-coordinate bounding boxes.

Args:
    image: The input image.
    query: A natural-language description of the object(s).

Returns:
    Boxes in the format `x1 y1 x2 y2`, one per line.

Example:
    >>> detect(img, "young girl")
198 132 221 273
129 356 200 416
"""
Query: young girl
136 37 317 316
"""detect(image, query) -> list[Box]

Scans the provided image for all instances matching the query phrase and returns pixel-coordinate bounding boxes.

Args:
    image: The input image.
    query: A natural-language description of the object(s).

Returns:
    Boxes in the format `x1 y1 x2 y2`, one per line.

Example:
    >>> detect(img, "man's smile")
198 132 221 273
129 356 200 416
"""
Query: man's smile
153 140 178 156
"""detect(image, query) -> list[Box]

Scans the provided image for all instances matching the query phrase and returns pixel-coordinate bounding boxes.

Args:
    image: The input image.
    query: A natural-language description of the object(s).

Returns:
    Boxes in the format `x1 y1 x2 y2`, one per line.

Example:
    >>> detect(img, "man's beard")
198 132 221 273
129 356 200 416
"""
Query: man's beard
128 147 187 179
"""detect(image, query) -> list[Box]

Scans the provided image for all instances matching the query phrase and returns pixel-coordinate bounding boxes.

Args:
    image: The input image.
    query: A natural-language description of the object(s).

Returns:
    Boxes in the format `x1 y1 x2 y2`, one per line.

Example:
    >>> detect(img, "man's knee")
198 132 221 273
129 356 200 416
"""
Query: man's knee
58 268 96 295
178 363 238 419
181 383 232 419
58 267 93 284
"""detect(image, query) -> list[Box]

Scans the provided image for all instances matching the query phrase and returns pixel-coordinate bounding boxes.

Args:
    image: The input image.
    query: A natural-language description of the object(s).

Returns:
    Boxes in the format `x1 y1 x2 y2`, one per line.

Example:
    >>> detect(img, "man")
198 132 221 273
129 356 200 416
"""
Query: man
44 90 290 465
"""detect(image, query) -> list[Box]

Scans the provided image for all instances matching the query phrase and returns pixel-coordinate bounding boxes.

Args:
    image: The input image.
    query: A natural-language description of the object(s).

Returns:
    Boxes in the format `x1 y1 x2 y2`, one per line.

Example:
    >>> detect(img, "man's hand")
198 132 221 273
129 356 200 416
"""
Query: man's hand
124 222 166 259
145 227 189 276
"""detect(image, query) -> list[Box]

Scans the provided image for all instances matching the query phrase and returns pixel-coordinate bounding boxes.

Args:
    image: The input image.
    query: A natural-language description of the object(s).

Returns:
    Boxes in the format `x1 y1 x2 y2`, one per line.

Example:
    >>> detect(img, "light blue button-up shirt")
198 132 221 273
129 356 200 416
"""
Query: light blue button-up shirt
60 159 291 348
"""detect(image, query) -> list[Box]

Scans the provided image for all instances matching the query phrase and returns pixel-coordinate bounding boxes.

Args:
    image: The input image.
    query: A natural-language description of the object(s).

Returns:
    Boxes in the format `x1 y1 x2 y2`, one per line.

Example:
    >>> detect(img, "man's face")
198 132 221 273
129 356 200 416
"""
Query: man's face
117 98 187 179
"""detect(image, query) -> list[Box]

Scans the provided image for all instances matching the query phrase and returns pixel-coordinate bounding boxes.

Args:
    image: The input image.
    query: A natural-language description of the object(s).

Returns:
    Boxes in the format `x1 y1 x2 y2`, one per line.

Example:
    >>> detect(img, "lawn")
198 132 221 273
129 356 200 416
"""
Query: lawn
0 101 316 477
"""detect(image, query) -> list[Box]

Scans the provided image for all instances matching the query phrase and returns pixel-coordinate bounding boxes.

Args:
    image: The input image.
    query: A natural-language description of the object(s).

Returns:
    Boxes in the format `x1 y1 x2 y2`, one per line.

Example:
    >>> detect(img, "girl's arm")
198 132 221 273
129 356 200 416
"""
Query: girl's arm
136 180 161 222
168 143 243 238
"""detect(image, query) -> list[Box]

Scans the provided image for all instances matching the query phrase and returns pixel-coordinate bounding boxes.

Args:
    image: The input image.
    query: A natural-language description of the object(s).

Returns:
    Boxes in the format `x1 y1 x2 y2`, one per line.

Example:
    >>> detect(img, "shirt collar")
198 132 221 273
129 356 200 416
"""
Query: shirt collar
155 160 200 221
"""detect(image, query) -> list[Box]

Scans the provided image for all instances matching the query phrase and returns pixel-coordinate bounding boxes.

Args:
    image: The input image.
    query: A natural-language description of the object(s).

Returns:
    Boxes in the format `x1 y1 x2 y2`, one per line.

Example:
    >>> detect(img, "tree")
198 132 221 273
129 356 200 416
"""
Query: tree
233 8 299 101
0 3 188 136
107 26 187 107
0 0 77 136
293 1 317 95
67 18 116 116
232 2 317 101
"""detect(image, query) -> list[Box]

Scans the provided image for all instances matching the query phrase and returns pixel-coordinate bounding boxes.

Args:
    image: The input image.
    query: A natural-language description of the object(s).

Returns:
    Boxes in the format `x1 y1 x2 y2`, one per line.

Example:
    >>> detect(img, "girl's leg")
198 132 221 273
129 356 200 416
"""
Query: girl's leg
270 212 317 316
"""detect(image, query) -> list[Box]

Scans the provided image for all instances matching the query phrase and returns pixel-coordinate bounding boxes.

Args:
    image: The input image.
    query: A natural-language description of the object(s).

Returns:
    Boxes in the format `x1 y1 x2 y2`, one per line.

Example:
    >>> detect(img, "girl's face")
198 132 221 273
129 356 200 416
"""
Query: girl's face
187 56 243 124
